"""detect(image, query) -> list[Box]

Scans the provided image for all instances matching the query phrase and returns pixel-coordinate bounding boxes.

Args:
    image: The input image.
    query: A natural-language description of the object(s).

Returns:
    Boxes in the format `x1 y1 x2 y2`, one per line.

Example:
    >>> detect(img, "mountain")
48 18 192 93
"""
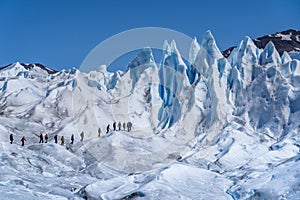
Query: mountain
222 29 300 57
0 62 58 74
1 31 300 199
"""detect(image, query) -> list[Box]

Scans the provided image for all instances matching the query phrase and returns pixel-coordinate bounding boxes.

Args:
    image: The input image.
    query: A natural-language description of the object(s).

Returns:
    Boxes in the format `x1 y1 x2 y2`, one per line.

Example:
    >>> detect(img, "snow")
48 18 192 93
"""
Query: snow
1 30 300 199
83 162 233 199
276 33 292 41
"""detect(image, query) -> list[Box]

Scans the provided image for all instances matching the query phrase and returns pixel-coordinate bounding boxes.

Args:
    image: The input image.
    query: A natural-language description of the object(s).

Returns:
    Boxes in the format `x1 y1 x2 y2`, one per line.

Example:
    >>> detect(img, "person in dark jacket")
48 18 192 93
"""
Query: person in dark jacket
39 133 43 143
113 122 116 131
80 131 84 141
118 122 122 131
98 128 101 137
10 134 13 144
106 124 110 134
71 134 74 144
21 136 26 146
127 122 132 132
54 135 58 144
123 122 126 131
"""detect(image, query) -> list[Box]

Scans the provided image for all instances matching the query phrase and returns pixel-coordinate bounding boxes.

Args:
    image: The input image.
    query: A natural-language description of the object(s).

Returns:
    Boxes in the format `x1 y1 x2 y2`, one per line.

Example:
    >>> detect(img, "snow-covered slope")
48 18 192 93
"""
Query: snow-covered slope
1 31 300 199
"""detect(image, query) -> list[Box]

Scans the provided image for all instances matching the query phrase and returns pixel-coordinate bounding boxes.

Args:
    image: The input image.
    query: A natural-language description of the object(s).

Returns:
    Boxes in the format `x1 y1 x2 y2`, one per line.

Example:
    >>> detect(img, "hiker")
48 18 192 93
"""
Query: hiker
10 133 13 144
39 133 44 143
98 128 101 137
80 131 84 141
61 136 65 145
123 122 126 131
113 122 116 131
45 133 49 143
118 122 122 131
127 122 132 132
71 134 74 144
106 124 110 134
54 134 58 144
21 136 26 146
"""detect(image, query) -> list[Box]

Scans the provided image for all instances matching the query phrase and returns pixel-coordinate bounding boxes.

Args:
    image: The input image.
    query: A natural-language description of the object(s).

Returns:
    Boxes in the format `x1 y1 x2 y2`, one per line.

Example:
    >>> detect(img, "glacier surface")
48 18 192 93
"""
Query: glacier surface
0 31 300 199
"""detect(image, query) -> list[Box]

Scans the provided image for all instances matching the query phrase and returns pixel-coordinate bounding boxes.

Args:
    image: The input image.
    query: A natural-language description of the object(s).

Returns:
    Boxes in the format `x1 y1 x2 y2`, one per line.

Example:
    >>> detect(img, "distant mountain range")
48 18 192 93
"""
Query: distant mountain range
222 29 300 58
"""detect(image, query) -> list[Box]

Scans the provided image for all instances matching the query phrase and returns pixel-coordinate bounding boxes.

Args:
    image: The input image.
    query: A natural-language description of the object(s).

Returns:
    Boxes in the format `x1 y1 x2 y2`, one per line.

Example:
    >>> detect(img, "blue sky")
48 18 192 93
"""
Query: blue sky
0 0 299 71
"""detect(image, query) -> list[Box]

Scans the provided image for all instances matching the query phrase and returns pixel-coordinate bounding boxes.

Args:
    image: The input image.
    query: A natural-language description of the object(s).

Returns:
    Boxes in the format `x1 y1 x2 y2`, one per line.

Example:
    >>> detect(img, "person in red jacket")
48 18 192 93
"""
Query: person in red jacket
45 133 49 143
21 136 26 146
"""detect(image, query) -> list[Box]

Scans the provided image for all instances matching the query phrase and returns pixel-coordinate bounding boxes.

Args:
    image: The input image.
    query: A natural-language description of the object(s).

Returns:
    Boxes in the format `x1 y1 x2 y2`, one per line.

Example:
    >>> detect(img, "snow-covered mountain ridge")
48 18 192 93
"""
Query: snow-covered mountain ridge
1 30 300 199
222 29 300 58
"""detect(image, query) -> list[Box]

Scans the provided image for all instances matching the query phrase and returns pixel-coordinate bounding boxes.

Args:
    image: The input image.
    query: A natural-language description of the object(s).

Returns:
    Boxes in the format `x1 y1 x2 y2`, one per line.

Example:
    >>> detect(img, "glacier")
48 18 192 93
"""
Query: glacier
0 31 300 199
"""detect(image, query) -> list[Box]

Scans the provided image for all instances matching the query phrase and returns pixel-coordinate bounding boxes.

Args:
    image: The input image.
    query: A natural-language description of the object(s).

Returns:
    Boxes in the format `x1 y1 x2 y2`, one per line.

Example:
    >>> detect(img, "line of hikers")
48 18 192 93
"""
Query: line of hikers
9 131 85 146
9 121 133 146
106 121 132 133
38 132 83 145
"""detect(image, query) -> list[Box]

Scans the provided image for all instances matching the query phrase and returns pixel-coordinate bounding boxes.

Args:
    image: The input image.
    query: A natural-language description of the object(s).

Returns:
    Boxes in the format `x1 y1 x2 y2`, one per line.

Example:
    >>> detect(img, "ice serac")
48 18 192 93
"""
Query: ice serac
227 40 300 140
112 47 157 99
110 48 157 98
227 66 243 108
95 65 115 90
192 31 224 77
187 37 200 84
259 41 281 66
99 48 157 93
228 36 260 87
105 47 162 132
281 51 292 64
158 40 193 129
286 60 300 137
225 37 260 114
191 31 231 144
189 37 201 64
127 47 156 91
107 70 121 90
